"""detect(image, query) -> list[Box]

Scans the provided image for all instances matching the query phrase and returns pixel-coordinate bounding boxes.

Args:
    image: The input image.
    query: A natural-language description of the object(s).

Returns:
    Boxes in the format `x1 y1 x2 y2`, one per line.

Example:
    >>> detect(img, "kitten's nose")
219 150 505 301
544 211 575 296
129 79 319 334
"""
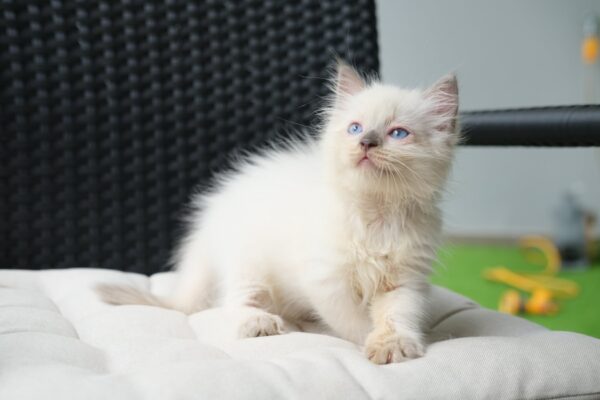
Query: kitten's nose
360 135 380 150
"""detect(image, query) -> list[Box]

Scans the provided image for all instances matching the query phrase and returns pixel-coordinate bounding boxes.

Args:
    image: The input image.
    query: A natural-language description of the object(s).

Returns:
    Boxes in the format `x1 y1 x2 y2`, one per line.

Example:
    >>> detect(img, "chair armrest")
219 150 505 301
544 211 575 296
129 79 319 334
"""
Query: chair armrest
461 105 600 146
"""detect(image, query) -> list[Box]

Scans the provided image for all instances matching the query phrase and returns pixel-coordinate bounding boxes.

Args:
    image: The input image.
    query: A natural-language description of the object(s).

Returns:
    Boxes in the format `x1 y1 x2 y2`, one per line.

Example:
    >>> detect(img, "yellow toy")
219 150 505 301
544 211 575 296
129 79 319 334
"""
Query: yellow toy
499 288 558 316
484 266 579 299
483 236 580 316
520 236 561 275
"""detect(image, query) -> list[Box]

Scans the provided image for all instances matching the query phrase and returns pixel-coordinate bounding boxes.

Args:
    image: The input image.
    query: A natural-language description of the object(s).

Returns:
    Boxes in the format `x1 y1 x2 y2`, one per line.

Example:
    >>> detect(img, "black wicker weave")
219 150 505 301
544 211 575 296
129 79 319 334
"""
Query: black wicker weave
0 0 379 273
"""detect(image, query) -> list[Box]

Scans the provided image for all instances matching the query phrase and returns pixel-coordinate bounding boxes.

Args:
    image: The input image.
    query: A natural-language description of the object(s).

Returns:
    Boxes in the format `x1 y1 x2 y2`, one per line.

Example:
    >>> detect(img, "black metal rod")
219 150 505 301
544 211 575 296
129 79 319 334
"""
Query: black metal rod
460 105 600 146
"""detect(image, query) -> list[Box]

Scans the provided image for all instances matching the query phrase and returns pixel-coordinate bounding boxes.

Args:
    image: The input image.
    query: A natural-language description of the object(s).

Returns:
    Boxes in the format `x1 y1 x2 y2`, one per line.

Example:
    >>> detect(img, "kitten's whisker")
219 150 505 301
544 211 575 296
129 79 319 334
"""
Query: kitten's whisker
373 153 420 179
277 117 313 130
298 74 330 81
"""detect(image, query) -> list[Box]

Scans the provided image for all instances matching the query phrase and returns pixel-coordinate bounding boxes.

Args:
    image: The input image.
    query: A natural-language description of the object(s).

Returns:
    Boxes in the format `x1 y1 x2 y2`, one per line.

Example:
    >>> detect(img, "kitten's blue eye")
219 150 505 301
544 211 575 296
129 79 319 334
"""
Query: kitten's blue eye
347 122 363 135
389 128 410 139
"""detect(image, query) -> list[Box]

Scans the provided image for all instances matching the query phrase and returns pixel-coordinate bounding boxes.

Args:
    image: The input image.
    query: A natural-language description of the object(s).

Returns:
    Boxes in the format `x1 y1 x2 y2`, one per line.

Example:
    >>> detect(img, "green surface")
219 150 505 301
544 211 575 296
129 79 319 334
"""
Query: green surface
431 245 600 338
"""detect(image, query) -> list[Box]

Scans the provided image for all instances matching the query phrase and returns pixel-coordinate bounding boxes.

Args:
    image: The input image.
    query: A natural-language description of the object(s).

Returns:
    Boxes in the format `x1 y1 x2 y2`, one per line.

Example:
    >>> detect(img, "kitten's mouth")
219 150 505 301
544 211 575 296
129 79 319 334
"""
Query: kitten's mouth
358 155 375 168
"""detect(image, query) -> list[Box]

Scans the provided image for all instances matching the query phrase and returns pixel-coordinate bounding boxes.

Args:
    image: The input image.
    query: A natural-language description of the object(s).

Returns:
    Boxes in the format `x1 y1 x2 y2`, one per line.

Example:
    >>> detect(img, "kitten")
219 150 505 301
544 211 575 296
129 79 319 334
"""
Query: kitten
97 61 460 364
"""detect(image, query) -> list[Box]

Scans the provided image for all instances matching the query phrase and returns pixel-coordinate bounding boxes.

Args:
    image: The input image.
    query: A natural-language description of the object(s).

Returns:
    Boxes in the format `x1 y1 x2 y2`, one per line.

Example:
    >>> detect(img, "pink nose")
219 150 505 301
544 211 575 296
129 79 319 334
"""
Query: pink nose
360 137 379 150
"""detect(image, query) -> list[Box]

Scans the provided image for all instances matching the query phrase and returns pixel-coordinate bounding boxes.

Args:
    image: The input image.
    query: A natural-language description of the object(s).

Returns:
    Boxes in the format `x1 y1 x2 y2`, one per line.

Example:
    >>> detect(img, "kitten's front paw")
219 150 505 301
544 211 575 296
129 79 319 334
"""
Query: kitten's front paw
238 312 285 338
364 330 425 364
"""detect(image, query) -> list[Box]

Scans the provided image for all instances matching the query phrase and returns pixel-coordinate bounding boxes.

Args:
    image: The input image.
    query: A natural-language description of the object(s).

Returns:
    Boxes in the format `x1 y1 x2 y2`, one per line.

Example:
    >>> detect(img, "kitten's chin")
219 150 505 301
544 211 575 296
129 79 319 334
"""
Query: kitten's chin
357 156 376 169
351 161 389 185
355 157 389 178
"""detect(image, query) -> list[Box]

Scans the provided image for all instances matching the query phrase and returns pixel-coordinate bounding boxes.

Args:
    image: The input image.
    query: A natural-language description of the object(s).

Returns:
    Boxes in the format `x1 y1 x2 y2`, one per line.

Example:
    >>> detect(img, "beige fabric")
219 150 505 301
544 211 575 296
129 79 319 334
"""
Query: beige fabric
1 268 599 400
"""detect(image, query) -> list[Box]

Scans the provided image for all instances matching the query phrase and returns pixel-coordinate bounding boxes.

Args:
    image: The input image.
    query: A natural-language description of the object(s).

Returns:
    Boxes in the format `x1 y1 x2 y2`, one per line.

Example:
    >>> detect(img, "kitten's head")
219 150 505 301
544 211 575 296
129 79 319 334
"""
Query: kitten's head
321 61 460 203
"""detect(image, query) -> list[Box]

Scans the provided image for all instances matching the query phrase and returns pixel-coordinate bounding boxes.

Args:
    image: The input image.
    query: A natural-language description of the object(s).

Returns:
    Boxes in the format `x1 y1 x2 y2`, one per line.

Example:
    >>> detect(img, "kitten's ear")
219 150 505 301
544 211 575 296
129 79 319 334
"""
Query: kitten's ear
333 59 367 102
424 74 459 133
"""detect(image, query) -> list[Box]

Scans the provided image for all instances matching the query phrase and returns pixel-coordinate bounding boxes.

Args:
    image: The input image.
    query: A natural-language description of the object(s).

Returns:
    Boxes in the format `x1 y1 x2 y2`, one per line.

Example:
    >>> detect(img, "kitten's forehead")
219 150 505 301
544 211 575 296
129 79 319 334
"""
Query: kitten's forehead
346 84 424 125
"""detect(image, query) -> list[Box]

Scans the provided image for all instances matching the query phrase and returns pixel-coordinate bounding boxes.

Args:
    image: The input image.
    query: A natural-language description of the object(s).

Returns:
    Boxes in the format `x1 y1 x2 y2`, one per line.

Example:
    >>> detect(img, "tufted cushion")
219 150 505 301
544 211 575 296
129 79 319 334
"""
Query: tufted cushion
1 268 600 400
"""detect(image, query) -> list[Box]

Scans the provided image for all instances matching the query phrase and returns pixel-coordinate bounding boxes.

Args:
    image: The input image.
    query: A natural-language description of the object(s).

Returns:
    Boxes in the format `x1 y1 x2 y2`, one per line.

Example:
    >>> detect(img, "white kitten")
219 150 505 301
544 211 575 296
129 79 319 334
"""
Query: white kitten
97 61 460 364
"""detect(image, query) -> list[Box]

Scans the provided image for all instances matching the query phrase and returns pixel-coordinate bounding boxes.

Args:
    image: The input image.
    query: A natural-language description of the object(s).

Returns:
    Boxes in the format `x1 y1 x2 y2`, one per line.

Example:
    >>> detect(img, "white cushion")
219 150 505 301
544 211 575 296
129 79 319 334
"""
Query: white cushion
1 268 599 399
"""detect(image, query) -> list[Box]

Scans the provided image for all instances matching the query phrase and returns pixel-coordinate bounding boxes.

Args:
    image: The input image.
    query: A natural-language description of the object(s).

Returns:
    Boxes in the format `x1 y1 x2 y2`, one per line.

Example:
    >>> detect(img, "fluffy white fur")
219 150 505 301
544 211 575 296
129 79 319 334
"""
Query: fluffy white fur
98 61 460 364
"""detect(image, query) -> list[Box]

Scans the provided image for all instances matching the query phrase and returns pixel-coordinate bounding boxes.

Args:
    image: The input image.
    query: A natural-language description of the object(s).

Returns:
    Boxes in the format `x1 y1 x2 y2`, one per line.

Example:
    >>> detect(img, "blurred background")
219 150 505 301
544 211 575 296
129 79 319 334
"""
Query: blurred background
377 0 600 337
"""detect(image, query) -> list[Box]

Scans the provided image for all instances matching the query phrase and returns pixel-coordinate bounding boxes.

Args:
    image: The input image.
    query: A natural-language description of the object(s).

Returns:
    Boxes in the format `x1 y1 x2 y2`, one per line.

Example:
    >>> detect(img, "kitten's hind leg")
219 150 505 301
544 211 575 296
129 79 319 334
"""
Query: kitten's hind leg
170 233 215 314
224 283 285 338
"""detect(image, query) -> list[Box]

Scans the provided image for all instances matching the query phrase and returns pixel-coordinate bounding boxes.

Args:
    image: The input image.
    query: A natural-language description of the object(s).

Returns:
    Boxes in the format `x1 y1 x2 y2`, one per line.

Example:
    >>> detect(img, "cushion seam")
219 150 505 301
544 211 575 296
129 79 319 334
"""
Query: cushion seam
0 329 78 338
428 304 479 330
520 391 600 400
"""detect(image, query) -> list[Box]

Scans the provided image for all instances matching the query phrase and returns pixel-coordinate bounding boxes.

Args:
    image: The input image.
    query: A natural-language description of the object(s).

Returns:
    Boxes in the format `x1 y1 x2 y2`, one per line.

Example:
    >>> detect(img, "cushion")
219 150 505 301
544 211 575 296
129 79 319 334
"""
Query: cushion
1 268 599 399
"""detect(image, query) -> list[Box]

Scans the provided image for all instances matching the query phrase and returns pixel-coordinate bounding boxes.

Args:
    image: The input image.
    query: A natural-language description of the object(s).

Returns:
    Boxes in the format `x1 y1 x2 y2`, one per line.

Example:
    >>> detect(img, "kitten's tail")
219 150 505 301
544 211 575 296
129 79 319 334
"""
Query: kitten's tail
95 284 174 310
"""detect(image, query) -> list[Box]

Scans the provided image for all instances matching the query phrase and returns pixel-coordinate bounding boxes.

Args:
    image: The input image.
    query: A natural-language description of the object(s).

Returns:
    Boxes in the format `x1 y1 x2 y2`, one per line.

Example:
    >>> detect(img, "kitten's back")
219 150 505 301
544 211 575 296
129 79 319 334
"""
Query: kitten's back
193 139 330 280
